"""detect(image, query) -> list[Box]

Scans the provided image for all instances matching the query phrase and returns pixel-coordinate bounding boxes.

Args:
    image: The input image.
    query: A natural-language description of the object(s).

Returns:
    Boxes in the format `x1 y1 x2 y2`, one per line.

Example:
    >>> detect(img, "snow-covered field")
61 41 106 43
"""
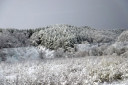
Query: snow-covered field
0 56 128 85
0 25 128 85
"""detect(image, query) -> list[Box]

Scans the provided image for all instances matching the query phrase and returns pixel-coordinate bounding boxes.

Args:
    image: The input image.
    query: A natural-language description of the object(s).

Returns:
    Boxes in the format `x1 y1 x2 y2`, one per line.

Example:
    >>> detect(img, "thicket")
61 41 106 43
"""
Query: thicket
30 24 121 51
0 25 126 56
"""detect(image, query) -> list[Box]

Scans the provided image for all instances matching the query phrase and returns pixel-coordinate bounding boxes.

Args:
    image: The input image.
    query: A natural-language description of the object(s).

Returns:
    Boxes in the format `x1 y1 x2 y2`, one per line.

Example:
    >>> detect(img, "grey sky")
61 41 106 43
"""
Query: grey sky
0 0 128 29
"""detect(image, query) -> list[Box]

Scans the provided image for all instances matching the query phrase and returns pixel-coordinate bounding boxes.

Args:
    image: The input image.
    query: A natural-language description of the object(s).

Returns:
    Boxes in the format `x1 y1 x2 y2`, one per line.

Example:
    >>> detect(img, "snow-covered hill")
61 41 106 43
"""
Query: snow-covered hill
0 25 127 61
0 25 128 84
0 24 125 50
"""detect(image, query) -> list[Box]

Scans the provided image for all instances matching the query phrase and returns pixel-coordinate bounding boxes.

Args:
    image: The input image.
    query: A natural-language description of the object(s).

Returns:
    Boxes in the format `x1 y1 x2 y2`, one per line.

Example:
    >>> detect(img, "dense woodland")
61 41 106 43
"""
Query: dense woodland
0 24 126 49
0 25 128 58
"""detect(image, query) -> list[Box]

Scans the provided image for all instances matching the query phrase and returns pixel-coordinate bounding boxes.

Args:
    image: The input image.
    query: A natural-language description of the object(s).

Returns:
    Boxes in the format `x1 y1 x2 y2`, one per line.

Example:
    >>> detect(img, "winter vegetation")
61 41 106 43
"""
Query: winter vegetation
1 56 128 85
0 24 128 84
30 25 123 50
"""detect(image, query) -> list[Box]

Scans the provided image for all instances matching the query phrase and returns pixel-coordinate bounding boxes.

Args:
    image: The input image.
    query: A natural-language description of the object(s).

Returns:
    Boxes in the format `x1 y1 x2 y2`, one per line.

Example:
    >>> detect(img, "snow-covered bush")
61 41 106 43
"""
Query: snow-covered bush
103 45 115 55
0 46 57 62
0 30 20 48
121 51 128 58
0 29 31 48
89 47 101 56
75 51 89 57
54 48 65 58
37 46 55 59
0 50 6 61
117 31 128 42
0 47 40 62
104 42 128 56
103 30 128 56
74 44 91 52
11 30 30 46
104 31 128 56
74 43 110 56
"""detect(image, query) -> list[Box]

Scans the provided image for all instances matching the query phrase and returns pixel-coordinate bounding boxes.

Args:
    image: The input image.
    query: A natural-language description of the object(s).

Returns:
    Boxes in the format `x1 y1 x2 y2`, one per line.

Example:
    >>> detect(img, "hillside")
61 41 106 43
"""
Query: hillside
0 25 125 49
0 25 127 61
0 25 128 84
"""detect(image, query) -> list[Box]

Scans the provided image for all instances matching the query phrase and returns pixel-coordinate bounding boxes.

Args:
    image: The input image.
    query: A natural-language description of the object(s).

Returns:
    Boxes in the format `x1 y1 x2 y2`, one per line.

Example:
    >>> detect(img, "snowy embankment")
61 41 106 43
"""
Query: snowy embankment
0 56 128 85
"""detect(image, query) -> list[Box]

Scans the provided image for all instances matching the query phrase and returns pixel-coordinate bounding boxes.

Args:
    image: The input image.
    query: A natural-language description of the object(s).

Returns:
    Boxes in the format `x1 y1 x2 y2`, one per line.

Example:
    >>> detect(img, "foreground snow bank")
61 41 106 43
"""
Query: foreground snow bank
0 56 128 85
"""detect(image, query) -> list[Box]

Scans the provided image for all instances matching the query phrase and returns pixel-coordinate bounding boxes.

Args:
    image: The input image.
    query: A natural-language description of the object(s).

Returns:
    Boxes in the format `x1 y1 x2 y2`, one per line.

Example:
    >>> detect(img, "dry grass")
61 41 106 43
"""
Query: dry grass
0 56 128 85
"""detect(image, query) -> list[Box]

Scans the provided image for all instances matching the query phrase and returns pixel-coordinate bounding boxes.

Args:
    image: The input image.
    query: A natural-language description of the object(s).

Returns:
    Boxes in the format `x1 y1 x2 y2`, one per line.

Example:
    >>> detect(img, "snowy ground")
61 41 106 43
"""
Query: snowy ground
0 56 128 85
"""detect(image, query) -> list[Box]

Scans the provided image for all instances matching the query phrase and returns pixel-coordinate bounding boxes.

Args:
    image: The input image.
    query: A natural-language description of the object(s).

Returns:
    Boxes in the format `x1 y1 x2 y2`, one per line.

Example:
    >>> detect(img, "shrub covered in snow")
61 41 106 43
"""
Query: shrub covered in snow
0 29 30 48
103 30 128 56
74 43 110 56
117 31 128 42
104 42 128 56
121 51 128 58
37 46 55 59
0 46 56 62
0 47 40 62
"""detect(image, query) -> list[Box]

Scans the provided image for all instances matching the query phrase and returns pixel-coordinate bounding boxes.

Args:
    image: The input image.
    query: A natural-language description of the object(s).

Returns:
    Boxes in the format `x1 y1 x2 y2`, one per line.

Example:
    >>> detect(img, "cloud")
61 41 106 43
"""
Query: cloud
0 0 127 29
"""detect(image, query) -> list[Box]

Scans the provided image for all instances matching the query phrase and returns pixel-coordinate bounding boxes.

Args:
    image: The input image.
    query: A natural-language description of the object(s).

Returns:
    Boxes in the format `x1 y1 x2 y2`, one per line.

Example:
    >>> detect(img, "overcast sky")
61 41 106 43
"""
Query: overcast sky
0 0 128 29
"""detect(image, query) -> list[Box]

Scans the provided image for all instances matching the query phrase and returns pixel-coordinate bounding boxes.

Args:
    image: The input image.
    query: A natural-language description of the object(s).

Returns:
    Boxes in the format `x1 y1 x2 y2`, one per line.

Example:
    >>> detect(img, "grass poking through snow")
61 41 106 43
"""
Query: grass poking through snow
0 56 128 85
